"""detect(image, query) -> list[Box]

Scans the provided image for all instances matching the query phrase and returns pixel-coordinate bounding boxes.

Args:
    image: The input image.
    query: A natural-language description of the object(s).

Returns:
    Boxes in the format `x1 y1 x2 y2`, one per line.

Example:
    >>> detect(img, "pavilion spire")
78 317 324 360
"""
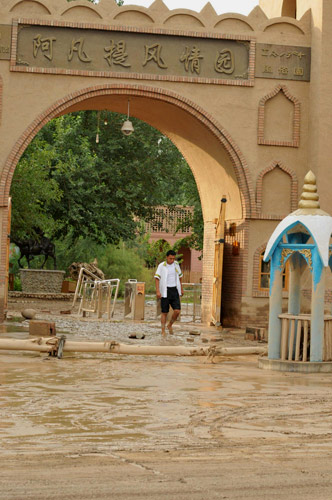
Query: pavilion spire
298 170 320 210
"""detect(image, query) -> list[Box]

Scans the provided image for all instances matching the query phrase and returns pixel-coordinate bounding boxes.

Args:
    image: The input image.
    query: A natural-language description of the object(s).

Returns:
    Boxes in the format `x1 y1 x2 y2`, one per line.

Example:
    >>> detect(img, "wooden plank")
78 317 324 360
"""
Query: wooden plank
295 320 302 361
281 318 288 361
288 319 295 361
4 197 12 316
211 197 226 325
280 313 332 321
279 313 310 320
303 321 309 362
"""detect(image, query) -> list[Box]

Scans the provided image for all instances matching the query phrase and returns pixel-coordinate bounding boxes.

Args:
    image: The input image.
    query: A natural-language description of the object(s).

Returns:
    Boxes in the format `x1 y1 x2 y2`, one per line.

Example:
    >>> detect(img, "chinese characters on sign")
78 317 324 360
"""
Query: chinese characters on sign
68 38 91 63
5 24 312 83
14 24 252 84
215 49 234 74
104 40 130 68
143 44 167 69
256 43 310 81
33 35 56 61
180 46 203 74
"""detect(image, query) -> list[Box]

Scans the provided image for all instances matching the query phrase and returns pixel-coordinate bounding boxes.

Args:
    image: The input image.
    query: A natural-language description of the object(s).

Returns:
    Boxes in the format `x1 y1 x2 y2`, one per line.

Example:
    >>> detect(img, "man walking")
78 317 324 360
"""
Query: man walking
155 250 184 336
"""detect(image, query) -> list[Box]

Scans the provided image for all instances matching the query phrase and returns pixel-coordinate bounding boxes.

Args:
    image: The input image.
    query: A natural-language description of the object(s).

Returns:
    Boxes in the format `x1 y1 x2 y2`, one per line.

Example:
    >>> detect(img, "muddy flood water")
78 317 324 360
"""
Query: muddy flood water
2 301 332 499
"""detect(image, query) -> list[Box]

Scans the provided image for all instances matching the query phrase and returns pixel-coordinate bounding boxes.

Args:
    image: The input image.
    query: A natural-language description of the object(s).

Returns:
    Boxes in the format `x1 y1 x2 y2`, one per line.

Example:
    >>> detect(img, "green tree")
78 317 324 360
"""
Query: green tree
10 135 62 240
10 110 203 250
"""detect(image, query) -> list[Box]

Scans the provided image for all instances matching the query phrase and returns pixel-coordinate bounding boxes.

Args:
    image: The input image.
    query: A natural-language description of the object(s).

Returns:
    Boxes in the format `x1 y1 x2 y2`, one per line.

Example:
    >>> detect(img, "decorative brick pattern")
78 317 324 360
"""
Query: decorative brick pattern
257 84 301 147
256 161 298 217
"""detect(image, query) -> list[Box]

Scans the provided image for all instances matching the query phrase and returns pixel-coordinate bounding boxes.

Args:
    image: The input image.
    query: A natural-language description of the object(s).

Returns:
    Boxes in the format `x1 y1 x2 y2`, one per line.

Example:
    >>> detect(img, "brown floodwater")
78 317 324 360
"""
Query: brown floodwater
1 323 332 457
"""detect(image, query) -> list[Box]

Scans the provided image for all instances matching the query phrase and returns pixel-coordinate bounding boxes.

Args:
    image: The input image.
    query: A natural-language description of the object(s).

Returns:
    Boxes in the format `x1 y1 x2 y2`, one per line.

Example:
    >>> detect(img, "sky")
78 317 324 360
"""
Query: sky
121 0 260 16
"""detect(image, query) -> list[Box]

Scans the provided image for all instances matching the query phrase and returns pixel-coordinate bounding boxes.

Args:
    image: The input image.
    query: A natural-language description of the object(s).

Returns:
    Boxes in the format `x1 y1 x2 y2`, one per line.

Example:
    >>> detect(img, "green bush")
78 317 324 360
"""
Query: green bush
98 243 155 296
13 276 22 291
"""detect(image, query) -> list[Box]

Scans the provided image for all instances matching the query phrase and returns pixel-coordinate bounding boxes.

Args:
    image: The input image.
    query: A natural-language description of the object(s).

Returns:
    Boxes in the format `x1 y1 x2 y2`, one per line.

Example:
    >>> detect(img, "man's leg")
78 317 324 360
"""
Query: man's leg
161 312 167 336
167 309 180 334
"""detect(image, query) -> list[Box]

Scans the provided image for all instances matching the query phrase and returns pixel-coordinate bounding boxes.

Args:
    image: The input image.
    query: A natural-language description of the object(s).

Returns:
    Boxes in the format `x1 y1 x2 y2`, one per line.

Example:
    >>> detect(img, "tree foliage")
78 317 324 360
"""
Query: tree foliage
10 110 203 250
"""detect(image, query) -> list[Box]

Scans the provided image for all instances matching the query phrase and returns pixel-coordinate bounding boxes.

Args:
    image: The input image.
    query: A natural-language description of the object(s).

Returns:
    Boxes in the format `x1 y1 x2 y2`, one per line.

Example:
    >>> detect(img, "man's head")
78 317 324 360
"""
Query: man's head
166 249 176 264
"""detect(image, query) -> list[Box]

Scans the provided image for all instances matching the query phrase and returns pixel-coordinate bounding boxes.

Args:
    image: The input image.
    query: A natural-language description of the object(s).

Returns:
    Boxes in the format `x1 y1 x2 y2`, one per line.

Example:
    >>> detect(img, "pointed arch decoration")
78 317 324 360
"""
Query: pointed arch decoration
256 161 298 217
258 84 300 147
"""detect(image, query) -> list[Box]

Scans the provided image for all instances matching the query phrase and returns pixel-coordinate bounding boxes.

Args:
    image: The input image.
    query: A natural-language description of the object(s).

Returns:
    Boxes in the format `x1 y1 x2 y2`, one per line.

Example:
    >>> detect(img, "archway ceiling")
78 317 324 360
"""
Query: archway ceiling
63 95 243 221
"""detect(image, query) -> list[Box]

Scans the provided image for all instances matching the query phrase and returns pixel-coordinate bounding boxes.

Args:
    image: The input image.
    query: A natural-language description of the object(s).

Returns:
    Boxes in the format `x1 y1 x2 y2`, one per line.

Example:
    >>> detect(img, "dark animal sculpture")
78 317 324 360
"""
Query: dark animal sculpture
12 236 56 269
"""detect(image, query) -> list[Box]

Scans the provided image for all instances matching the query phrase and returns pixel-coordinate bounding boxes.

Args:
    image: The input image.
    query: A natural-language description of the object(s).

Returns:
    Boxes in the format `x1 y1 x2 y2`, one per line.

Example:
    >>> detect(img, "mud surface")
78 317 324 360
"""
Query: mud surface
2 297 332 499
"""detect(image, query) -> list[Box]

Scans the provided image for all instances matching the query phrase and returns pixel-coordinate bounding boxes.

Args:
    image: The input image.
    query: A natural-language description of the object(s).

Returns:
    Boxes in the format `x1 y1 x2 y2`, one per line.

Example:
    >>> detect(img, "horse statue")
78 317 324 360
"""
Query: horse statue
11 235 56 269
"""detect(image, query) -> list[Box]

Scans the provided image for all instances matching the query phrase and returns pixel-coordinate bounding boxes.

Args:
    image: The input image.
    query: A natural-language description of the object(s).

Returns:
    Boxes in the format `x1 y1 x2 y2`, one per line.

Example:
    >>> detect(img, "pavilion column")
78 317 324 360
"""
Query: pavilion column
310 267 326 362
268 265 283 359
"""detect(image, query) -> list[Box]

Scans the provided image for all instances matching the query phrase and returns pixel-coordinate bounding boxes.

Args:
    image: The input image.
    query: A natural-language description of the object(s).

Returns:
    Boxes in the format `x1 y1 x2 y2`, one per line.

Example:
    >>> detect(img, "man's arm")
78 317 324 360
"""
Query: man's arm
179 276 184 296
155 277 161 299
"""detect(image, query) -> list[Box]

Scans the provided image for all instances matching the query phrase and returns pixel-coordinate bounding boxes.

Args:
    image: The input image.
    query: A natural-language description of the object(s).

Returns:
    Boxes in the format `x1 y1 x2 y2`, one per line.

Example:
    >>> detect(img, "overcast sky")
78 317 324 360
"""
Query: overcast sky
121 0 260 15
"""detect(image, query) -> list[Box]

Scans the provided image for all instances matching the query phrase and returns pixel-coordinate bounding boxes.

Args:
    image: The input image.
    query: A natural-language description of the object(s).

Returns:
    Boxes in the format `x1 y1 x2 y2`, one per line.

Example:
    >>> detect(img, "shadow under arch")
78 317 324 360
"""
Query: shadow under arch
1 83 255 221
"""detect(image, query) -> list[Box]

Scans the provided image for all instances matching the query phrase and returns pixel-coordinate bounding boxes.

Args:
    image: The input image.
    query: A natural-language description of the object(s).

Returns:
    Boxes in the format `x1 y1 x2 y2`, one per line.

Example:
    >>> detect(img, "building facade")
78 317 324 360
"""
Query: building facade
0 0 331 326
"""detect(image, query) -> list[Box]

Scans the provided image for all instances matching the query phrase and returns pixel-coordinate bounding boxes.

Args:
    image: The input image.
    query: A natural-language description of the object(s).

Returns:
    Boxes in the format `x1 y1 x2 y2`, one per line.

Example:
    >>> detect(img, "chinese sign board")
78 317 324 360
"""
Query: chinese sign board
255 43 311 81
12 23 252 84
2 22 311 84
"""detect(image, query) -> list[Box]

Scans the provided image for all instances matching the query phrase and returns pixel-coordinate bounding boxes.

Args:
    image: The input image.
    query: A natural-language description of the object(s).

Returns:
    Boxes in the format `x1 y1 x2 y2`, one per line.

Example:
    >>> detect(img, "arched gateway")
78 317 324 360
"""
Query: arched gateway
0 0 328 327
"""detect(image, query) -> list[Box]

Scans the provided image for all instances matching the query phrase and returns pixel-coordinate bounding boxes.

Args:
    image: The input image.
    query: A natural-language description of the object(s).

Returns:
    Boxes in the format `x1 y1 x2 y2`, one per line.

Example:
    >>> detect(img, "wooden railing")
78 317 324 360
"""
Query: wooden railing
279 313 332 362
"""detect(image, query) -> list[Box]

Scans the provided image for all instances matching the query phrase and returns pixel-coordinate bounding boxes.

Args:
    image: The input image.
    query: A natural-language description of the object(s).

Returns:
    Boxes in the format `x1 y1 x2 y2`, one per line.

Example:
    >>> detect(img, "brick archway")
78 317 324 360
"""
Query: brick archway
0 83 254 216
0 83 254 322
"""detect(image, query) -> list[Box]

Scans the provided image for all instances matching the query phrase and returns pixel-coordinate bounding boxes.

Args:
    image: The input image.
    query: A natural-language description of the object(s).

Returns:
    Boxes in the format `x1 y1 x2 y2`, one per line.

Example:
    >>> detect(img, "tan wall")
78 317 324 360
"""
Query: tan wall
0 0 329 326
259 0 285 19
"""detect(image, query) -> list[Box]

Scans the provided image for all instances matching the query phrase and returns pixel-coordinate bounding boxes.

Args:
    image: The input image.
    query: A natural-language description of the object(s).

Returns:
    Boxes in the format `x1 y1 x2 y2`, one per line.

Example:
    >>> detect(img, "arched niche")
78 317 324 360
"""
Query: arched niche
258 85 300 147
214 18 254 33
163 14 204 28
256 162 298 217
262 166 291 216
9 0 51 15
61 6 102 20
114 11 154 26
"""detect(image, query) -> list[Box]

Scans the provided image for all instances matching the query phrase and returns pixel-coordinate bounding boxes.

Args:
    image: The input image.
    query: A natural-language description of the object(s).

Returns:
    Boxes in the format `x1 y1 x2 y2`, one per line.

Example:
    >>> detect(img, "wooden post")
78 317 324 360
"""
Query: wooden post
4 197 12 316
211 197 227 326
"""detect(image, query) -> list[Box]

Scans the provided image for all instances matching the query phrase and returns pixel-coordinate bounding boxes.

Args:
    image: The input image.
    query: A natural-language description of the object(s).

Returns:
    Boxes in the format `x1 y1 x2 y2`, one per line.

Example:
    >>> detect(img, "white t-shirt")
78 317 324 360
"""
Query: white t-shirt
166 263 176 287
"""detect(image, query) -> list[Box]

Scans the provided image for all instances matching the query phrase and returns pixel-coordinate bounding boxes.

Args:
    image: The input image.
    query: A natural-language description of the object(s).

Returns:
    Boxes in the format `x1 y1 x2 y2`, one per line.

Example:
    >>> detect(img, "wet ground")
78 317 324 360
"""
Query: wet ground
2 296 332 499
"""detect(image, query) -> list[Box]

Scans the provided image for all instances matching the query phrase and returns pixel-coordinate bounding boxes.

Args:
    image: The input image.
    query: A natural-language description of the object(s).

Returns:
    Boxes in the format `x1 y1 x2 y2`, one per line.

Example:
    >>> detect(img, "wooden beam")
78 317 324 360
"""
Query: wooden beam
0 337 267 358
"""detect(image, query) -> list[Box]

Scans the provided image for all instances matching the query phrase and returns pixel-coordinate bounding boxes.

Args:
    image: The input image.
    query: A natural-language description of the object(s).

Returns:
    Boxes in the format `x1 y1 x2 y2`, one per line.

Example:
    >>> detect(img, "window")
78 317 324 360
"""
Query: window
259 251 288 291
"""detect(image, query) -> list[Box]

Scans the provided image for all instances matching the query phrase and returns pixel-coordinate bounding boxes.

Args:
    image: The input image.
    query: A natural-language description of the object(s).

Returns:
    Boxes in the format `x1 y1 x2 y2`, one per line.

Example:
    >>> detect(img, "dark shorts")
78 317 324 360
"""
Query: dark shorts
161 287 181 314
